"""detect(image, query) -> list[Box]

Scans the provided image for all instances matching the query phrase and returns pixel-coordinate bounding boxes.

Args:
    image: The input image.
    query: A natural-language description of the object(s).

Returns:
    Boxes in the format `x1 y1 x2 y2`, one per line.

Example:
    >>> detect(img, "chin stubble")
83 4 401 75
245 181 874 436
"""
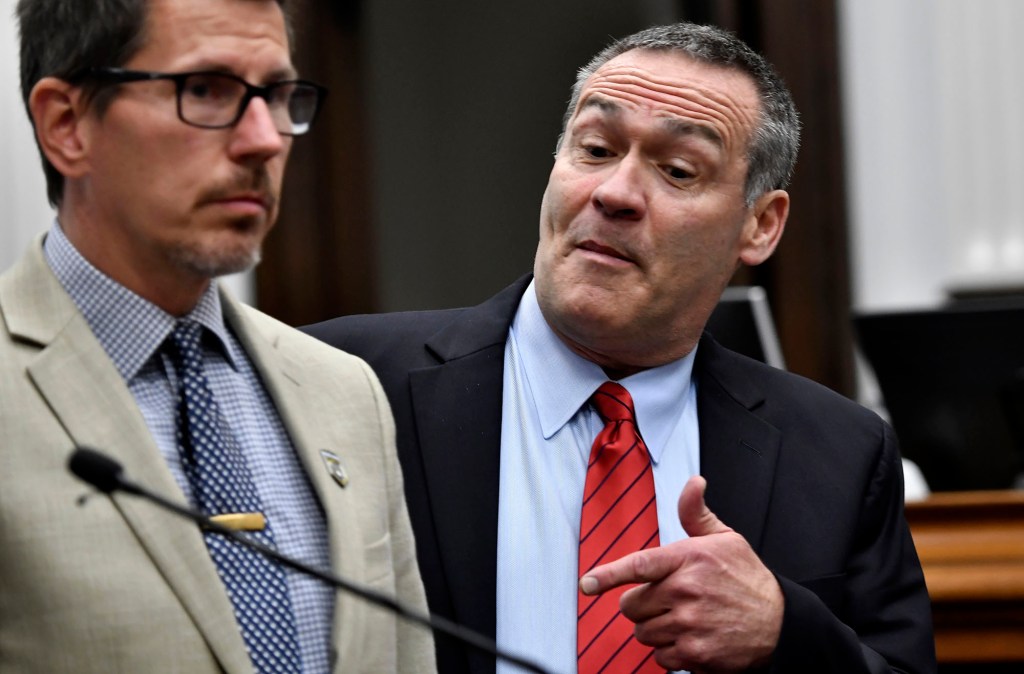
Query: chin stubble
168 238 263 279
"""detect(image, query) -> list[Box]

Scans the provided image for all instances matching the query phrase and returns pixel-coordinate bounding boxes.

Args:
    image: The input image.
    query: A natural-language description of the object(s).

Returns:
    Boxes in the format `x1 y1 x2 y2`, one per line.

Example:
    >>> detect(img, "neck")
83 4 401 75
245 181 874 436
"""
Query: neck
58 206 209 317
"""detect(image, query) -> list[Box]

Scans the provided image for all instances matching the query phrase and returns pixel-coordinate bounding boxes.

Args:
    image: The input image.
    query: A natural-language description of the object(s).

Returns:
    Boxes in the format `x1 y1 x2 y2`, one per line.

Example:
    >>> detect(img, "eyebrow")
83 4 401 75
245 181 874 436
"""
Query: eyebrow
577 95 724 148
267 66 300 82
186 60 298 83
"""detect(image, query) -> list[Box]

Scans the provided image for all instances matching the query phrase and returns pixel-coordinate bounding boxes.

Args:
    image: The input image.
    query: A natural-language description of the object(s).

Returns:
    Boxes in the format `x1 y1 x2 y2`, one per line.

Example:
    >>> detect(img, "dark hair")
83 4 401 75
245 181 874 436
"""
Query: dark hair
16 0 291 207
560 22 800 206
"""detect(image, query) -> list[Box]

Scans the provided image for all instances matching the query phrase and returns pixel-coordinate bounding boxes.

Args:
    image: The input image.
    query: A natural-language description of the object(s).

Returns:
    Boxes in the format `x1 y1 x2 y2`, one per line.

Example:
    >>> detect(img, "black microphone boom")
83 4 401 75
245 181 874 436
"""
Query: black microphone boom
68 447 551 674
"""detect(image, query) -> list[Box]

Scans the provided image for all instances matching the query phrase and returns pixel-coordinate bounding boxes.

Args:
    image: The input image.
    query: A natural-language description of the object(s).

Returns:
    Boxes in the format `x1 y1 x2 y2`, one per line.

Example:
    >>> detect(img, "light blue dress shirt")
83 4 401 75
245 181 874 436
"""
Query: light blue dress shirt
44 222 333 673
496 280 699 674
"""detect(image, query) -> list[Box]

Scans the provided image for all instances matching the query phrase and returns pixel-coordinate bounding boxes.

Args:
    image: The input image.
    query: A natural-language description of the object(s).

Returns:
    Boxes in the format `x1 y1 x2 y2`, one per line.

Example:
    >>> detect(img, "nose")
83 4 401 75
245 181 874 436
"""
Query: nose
228 96 286 163
591 154 646 221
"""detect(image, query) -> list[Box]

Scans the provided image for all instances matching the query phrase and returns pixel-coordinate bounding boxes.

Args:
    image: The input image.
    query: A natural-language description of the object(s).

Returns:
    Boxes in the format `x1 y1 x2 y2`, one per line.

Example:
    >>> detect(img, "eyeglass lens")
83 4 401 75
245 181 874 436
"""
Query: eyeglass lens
179 73 319 135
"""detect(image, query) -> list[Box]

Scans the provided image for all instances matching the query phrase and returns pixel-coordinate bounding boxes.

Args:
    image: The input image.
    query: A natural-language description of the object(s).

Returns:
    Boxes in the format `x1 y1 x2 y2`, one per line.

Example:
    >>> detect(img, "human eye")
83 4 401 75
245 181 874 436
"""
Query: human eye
571 134 615 162
266 81 297 107
182 73 238 104
664 164 693 181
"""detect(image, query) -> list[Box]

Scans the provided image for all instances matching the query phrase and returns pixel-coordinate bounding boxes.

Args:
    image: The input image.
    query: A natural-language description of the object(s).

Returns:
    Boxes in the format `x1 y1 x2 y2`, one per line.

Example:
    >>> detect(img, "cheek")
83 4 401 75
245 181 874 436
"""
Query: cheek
545 166 596 224
657 196 747 256
643 219 728 289
537 184 567 248
144 138 206 194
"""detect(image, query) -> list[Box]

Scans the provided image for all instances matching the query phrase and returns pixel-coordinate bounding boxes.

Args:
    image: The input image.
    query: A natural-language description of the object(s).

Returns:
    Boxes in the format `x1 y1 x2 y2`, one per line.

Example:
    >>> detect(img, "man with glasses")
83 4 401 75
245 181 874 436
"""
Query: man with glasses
0 1 434 672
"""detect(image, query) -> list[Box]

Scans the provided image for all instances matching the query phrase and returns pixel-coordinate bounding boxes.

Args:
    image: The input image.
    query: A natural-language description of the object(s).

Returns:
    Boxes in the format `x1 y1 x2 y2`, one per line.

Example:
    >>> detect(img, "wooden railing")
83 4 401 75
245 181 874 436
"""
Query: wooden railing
905 490 1024 663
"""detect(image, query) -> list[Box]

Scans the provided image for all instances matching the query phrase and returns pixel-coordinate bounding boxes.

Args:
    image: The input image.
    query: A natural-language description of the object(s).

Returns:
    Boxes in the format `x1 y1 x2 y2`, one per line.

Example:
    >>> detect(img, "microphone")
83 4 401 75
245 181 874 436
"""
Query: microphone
69 447 551 674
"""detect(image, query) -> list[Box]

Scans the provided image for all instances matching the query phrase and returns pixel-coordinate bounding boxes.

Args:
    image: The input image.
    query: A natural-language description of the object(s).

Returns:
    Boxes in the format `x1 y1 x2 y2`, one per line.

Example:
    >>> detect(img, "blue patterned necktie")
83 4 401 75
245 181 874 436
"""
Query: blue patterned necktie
168 320 302 673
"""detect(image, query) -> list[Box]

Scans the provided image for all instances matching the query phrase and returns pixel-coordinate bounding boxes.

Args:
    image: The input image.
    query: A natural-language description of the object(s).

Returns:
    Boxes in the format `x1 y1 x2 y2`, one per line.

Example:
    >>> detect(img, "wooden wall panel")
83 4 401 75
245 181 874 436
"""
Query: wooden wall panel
682 0 855 396
257 1 377 326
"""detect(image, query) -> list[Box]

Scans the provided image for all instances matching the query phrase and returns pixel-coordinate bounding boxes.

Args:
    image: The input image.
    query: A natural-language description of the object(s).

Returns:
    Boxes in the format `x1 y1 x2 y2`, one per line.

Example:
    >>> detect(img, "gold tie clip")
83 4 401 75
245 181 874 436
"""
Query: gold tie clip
207 512 266 531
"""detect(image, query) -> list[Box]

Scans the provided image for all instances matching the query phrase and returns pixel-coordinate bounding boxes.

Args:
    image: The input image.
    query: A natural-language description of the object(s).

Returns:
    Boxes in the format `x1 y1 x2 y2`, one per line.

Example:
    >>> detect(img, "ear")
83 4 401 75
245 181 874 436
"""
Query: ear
28 76 93 180
738 189 789 267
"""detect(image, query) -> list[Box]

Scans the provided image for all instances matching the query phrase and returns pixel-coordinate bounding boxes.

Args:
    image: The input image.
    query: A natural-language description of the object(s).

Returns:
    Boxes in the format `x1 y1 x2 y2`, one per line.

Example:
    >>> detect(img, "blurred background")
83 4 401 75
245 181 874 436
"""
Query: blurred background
4 2 1024 667
4 0 1023 401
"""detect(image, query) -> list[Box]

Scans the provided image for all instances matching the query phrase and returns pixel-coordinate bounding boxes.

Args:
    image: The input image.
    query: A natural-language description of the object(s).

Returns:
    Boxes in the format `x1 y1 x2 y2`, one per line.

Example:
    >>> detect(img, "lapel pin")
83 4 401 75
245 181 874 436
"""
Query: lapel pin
320 449 350 488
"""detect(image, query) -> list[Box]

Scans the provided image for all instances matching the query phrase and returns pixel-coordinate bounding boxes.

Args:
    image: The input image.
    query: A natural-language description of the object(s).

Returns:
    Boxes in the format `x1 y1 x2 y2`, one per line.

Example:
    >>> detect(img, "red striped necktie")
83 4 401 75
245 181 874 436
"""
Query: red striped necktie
578 381 663 673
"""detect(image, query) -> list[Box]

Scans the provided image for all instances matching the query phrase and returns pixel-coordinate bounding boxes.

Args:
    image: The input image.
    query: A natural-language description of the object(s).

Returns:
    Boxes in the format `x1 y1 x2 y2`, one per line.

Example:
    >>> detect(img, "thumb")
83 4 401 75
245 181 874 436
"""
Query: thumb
678 475 732 537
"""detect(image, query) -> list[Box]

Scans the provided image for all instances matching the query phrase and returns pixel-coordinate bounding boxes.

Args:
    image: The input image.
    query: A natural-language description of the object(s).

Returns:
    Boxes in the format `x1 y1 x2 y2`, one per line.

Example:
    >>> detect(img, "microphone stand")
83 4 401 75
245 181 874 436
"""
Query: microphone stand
69 447 551 674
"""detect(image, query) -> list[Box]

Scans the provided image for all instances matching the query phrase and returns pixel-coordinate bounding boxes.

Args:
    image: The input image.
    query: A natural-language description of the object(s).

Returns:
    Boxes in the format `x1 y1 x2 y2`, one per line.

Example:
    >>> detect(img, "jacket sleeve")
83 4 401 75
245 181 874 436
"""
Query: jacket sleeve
767 424 936 673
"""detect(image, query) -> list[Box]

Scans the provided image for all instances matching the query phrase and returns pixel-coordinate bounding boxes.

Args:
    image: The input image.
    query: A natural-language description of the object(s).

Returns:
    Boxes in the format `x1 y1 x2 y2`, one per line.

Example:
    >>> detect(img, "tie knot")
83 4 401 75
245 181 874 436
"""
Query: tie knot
171 319 203 354
590 381 637 424
167 320 205 374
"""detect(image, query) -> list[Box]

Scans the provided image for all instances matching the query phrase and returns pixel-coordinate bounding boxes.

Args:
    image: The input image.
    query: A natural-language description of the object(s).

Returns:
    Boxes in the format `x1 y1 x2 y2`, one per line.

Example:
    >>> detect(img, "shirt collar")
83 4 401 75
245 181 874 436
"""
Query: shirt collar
512 279 696 463
43 221 239 381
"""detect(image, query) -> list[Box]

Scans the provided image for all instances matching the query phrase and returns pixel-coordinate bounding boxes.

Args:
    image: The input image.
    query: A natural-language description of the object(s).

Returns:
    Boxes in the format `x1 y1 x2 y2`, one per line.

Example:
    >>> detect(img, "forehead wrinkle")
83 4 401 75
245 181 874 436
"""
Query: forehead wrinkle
576 93 724 150
583 64 759 153
594 63 758 121
577 96 624 118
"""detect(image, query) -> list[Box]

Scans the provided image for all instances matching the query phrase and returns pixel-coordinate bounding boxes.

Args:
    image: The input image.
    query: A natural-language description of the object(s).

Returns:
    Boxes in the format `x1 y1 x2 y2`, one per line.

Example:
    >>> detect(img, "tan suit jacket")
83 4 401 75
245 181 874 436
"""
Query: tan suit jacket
0 238 436 673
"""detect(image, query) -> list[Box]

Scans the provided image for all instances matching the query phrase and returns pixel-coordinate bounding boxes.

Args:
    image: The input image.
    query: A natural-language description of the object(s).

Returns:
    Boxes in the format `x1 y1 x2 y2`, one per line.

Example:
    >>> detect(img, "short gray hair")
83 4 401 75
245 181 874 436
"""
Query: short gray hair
559 22 800 206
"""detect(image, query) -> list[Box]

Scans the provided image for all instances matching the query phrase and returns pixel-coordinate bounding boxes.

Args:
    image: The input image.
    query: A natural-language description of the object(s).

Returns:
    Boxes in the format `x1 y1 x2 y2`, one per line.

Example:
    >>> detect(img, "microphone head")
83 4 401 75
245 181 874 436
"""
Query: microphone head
68 447 125 494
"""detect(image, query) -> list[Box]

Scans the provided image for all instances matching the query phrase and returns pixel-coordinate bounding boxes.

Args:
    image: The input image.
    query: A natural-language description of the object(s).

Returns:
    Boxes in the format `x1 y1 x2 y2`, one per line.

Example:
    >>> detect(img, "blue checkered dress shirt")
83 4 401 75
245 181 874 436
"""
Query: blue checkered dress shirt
43 222 333 673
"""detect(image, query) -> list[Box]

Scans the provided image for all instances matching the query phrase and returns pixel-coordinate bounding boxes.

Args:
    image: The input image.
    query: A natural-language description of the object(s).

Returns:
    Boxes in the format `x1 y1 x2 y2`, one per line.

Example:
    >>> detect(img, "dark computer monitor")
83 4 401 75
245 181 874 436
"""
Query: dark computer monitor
854 300 1024 491
706 286 786 370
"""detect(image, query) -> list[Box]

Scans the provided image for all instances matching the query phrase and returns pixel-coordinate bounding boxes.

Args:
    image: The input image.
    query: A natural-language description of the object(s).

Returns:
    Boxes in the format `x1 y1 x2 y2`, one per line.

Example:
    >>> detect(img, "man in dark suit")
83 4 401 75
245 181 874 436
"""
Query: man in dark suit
306 22 934 674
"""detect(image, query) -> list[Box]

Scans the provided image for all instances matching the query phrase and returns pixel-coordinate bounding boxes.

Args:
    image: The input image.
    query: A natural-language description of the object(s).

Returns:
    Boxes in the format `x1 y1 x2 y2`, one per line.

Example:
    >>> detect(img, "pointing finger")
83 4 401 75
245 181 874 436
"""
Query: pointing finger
580 545 680 595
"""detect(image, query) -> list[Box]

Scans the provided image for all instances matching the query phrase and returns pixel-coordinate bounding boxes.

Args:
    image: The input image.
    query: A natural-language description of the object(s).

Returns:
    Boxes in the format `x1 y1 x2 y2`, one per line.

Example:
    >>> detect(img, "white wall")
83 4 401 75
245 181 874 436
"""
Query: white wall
840 0 1024 311
0 0 53 272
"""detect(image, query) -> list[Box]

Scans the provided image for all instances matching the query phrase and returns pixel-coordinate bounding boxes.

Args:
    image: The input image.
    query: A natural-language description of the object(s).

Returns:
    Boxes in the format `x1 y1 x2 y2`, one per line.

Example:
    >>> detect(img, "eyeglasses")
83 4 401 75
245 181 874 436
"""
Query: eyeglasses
86 67 328 136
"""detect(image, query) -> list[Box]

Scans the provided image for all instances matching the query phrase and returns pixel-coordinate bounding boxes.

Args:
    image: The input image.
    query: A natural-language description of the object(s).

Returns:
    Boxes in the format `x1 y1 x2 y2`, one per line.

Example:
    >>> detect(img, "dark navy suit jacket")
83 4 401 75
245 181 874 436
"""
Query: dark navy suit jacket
304 276 935 674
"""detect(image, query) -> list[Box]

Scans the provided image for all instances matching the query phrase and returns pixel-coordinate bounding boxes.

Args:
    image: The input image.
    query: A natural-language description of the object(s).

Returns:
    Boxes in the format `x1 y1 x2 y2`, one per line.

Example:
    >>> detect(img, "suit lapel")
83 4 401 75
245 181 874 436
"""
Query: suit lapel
392 278 783 637
406 277 530 641
6 244 251 673
223 295 367 663
410 351 505 639
696 336 781 552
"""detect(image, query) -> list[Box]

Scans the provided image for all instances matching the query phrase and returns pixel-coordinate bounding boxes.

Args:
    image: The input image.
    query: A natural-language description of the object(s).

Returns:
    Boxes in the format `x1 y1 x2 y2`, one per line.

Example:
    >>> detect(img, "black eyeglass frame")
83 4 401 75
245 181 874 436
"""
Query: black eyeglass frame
84 67 328 136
